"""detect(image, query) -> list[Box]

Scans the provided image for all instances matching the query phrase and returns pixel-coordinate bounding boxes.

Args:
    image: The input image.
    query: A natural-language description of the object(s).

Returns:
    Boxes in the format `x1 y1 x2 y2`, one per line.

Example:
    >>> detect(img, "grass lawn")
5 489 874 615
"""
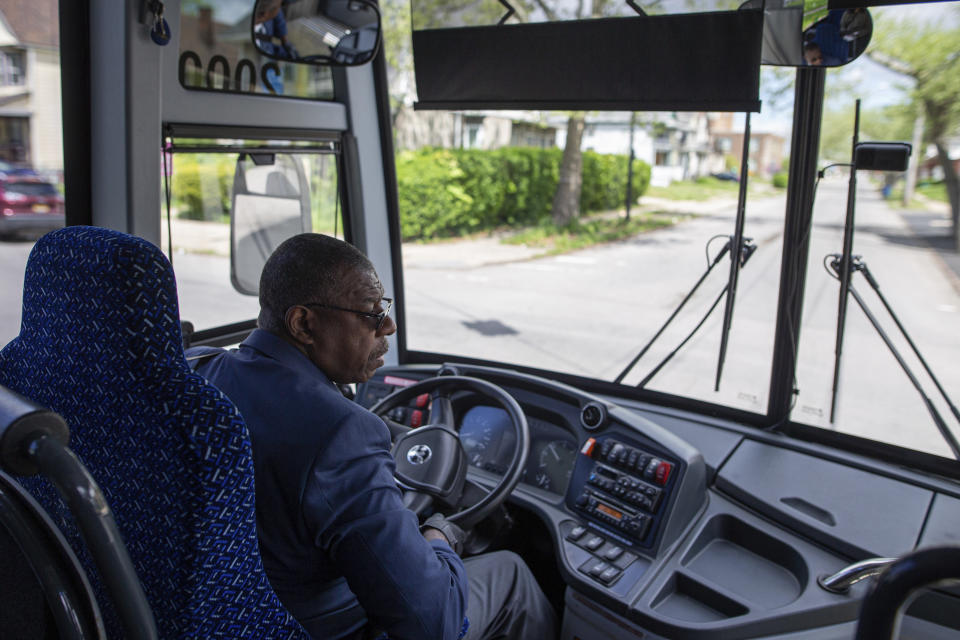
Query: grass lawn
916 181 948 202
502 212 683 255
645 176 748 201
890 180 949 208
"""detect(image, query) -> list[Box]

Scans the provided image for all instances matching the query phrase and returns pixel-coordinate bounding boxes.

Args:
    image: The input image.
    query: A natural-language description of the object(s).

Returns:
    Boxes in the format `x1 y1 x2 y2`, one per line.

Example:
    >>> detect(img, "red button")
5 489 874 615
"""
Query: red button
580 437 596 457
655 461 672 486
415 393 430 408
410 410 423 428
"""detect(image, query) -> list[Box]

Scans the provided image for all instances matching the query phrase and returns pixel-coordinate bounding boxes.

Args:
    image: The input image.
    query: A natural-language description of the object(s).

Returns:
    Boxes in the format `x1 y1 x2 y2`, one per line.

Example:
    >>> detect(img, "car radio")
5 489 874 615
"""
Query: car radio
567 436 680 549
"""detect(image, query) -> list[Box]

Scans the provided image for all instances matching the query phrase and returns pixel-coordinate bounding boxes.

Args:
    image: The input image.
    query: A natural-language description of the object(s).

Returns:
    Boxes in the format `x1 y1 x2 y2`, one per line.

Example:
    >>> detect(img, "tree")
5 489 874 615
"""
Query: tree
529 0 623 225
868 12 960 250
551 114 586 225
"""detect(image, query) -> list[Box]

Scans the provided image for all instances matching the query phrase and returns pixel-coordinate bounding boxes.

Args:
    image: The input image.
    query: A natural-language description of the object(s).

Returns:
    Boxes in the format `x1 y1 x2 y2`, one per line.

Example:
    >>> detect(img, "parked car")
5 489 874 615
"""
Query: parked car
710 171 739 182
0 160 40 178
0 177 65 239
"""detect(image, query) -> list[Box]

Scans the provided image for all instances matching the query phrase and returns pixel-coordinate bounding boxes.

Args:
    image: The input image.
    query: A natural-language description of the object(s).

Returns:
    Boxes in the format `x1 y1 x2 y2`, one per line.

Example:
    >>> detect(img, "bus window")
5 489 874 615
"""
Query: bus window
0 0 63 346
161 139 343 332
398 105 787 416
178 1 335 100
791 3 960 458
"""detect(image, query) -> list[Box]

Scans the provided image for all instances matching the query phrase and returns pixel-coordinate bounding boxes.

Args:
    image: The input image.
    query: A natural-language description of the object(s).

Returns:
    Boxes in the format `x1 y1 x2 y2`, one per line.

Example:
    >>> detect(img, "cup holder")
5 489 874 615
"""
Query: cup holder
680 514 808 609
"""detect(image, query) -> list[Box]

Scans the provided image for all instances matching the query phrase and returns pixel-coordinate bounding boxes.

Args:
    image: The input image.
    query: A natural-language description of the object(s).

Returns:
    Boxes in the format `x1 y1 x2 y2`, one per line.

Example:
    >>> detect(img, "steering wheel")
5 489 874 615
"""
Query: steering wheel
369 375 529 529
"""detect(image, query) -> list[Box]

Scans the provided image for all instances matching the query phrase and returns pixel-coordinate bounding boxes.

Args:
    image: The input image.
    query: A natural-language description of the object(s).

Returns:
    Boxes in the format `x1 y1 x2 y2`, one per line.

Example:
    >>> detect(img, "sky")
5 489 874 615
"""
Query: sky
748 0 958 137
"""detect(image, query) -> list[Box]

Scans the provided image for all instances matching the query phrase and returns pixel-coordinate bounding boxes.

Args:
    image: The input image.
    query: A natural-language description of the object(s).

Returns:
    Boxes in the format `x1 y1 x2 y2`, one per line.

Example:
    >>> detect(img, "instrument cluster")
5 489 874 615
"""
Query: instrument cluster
458 405 578 496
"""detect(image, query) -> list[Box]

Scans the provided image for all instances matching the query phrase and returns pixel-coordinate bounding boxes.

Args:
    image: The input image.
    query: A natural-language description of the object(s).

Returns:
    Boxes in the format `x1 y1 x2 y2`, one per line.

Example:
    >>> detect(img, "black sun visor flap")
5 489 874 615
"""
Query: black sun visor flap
411 4 763 112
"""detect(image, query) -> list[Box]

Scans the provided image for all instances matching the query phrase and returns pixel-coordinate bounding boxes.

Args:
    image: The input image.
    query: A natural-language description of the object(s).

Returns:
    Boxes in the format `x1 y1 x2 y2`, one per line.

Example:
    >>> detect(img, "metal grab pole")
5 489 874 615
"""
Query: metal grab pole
33 437 159 639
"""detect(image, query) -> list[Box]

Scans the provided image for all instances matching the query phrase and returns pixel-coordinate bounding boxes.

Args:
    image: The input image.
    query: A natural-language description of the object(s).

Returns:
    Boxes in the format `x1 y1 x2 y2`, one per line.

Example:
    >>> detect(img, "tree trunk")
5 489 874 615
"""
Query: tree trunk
935 141 960 251
552 115 585 226
902 111 924 207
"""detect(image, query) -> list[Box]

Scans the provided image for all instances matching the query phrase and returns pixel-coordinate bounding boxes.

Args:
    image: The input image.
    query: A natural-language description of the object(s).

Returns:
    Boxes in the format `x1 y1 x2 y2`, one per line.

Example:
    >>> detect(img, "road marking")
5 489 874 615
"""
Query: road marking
937 304 956 313
555 256 597 265
510 263 561 272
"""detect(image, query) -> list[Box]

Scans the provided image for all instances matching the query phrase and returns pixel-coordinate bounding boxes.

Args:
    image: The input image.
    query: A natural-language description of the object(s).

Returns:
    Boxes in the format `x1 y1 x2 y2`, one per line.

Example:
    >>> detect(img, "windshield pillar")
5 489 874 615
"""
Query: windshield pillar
767 67 826 425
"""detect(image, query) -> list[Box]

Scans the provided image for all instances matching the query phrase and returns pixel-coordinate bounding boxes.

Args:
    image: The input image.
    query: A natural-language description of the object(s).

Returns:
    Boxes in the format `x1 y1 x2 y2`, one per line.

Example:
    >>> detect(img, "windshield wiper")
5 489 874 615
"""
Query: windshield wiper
825 100 960 460
714 112 753 392
615 112 756 391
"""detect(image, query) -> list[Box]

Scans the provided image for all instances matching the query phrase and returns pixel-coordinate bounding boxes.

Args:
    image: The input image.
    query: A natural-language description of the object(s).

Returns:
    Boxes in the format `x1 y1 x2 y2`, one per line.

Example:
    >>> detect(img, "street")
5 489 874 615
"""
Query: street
402 180 960 458
0 180 957 457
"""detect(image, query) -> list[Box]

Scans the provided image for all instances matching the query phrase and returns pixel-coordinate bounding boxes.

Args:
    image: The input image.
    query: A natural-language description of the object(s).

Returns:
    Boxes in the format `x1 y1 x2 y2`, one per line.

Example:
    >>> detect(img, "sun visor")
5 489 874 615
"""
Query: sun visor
412 11 763 112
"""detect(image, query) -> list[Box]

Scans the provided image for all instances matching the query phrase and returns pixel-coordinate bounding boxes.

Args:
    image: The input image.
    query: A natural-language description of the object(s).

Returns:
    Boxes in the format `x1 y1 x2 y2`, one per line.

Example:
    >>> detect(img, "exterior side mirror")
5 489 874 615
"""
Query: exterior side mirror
252 0 381 66
854 142 912 172
230 153 312 296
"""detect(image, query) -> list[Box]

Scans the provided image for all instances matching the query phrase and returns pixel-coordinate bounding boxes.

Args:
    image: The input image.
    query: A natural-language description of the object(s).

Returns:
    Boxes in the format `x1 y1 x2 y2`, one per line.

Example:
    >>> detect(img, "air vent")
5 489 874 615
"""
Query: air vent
580 402 607 431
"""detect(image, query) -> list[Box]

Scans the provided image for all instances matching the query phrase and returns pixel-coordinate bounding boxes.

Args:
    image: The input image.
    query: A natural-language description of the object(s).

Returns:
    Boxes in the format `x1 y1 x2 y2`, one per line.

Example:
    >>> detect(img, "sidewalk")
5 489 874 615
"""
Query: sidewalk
893 197 960 293
401 194 743 270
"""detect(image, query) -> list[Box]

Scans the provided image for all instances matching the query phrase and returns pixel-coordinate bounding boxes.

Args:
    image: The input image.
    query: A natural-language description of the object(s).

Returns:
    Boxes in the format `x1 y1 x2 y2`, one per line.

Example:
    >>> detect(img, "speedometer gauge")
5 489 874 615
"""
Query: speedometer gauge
460 423 496 467
537 440 577 492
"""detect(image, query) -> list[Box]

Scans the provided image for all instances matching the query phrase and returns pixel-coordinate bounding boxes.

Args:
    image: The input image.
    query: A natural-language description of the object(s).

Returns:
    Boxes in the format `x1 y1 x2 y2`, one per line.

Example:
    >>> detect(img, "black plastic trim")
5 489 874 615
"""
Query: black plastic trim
190 319 257 348
165 123 343 142
402 350 766 428
60 0 92 227
780 422 960 483
767 67 826 424
415 100 762 112
370 34 410 363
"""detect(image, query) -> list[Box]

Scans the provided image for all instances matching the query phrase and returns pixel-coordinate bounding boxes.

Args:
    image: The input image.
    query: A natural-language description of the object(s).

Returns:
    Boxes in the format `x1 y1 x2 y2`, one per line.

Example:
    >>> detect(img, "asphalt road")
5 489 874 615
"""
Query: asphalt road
1 181 957 457
403 180 960 458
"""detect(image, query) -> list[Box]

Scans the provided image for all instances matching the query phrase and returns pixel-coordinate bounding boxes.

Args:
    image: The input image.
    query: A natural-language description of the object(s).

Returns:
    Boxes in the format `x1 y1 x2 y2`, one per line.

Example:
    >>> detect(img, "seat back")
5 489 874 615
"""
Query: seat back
0 468 102 639
0 226 308 639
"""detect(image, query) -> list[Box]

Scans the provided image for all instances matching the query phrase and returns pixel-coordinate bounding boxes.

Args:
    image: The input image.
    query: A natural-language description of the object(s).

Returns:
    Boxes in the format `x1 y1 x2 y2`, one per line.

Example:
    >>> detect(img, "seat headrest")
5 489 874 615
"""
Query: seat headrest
16 226 185 379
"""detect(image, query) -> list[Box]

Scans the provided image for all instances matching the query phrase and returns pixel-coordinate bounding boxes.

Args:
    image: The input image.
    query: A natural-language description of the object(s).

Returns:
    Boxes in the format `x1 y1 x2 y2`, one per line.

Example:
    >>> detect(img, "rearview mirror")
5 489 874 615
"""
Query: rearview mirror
742 1 872 67
252 0 381 66
231 153 312 296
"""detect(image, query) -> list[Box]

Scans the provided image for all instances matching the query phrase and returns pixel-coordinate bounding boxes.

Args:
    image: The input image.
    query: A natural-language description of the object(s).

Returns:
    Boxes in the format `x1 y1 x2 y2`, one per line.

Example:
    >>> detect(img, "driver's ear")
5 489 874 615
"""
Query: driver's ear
285 305 316 345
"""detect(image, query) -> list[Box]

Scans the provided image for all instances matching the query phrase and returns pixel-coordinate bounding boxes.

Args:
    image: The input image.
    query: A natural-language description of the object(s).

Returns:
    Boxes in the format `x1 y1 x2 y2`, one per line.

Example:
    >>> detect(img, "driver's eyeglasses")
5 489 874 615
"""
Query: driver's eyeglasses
302 297 393 331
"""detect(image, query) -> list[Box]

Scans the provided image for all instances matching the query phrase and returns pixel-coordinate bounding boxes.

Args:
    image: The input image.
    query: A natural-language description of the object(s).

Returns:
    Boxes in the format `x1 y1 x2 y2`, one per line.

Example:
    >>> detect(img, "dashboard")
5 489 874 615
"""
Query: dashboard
458 405 577 495
356 364 960 640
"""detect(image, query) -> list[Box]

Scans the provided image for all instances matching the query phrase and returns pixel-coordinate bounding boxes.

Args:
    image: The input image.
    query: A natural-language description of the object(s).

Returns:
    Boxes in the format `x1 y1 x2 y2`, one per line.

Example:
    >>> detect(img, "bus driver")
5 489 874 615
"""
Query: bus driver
192 233 557 640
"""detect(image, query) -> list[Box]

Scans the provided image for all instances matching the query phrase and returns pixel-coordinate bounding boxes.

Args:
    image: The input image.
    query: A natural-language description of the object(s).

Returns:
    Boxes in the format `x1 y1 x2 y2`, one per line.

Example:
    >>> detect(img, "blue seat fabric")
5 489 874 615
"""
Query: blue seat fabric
0 226 308 639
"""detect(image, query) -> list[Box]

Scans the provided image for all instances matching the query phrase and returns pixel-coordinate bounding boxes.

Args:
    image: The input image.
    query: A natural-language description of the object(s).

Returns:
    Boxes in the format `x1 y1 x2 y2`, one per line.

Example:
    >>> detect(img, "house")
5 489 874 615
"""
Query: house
0 0 61 177
918 138 960 182
393 108 557 151
709 113 786 178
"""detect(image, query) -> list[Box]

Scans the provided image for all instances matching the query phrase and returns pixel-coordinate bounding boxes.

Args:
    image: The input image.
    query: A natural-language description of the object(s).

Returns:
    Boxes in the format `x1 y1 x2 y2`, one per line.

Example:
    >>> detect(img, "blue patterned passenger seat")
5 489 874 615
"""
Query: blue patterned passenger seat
0 226 309 639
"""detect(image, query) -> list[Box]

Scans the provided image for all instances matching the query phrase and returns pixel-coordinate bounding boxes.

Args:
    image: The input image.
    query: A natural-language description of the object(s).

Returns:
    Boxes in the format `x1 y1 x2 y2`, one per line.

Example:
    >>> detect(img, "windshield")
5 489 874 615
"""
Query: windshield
391 1 960 461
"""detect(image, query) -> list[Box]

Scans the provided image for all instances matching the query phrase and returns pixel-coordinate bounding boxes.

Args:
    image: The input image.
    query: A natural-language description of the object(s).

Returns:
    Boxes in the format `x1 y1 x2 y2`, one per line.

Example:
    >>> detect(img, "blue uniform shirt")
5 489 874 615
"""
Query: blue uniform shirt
192 329 468 640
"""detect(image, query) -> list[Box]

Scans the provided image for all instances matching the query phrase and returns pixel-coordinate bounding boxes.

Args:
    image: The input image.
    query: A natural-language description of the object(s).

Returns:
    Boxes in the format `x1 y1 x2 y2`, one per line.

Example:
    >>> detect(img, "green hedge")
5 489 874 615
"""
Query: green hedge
397 147 650 240
172 155 235 220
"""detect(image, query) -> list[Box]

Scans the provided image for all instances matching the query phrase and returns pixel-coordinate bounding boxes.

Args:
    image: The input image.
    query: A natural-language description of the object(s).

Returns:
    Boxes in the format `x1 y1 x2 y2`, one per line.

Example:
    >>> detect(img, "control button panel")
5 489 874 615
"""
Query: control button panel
567 436 680 549
564 521 638 587
356 377 431 428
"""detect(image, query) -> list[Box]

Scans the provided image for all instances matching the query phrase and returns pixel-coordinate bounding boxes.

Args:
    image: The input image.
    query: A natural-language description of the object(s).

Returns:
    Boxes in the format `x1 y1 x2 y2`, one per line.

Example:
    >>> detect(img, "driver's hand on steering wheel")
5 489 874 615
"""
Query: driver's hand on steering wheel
420 513 465 555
